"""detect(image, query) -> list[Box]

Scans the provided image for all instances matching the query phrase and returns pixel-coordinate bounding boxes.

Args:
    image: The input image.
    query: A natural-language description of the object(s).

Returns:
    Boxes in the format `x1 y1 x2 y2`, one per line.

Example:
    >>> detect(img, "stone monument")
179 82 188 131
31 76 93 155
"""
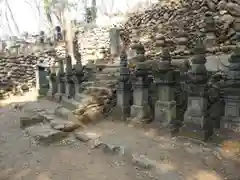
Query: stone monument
153 45 176 129
116 50 131 120
183 40 210 140
47 63 57 98
64 55 74 98
130 42 151 122
54 58 65 102
221 45 240 136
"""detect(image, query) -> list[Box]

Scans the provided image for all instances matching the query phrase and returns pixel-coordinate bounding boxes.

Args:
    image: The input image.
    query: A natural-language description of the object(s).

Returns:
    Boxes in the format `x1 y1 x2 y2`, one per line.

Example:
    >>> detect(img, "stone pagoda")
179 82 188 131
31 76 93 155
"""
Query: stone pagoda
116 50 131 120
130 41 151 122
183 40 210 140
153 38 176 129
222 43 240 137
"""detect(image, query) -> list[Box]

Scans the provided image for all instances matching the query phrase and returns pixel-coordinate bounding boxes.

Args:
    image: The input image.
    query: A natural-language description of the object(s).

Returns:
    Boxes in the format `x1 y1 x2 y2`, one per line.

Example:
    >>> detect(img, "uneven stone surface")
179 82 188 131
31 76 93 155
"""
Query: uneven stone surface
0 100 159 180
20 112 44 128
25 123 68 144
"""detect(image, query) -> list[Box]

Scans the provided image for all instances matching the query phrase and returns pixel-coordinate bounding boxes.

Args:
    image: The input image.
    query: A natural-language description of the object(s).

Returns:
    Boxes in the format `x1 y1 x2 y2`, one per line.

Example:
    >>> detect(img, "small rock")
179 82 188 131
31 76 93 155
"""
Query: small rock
132 154 155 170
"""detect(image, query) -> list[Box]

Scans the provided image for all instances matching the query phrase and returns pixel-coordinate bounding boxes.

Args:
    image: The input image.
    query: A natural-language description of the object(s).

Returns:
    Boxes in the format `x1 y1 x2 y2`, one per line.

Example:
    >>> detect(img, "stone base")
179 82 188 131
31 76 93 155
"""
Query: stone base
131 104 151 122
154 100 176 128
179 123 206 141
219 117 240 140
54 93 63 102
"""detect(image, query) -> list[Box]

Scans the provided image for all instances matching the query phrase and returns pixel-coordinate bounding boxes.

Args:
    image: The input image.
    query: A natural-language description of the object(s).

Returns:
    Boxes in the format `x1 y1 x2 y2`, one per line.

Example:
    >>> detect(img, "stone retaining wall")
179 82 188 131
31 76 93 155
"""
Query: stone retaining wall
0 52 54 99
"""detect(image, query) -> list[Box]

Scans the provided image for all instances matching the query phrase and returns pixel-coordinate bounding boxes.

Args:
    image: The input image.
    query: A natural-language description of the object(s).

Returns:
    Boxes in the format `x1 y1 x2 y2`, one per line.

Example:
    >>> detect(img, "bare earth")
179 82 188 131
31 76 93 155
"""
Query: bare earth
0 90 239 180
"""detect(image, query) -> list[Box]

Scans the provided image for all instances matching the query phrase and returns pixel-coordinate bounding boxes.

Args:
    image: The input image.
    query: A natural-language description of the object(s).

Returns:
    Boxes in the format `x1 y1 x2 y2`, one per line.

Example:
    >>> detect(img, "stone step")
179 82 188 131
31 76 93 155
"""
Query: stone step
25 123 68 144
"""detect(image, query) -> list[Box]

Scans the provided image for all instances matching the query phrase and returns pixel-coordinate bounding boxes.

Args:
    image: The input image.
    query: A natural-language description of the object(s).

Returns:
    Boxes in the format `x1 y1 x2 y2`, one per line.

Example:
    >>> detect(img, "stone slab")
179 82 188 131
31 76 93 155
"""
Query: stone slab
25 124 68 143
50 119 79 132
20 112 44 128
74 131 100 142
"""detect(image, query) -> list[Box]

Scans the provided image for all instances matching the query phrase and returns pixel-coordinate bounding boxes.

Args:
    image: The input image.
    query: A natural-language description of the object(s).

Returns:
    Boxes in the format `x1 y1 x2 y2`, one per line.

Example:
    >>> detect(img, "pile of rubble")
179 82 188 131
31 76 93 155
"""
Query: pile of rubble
123 0 240 53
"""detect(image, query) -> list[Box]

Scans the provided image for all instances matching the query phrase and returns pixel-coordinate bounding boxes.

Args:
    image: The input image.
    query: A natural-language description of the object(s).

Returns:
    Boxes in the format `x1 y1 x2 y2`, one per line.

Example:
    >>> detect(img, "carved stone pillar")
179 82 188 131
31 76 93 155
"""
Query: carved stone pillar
47 63 57 98
153 48 176 129
116 50 131 120
130 43 151 122
204 12 217 48
222 46 240 137
54 58 65 102
183 40 210 140
64 55 74 98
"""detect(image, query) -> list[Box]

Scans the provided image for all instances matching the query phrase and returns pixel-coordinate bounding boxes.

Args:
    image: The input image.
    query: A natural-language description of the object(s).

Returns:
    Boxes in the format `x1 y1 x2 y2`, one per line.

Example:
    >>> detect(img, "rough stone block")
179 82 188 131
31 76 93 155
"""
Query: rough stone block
75 131 100 142
26 124 68 143
20 113 44 128
50 119 79 132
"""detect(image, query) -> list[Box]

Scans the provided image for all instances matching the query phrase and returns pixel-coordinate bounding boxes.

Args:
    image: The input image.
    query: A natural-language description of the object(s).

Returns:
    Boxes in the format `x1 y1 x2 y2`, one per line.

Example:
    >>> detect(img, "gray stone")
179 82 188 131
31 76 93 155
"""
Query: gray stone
75 131 100 142
50 119 79 132
132 154 155 169
20 112 44 128
26 124 68 143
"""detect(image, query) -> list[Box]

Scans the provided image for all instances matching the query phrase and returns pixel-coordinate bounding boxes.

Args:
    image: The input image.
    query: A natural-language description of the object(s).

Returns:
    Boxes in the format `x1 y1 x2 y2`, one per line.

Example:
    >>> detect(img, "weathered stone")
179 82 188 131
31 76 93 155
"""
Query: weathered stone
26 124 68 143
50 119 79 132
20 113 44 128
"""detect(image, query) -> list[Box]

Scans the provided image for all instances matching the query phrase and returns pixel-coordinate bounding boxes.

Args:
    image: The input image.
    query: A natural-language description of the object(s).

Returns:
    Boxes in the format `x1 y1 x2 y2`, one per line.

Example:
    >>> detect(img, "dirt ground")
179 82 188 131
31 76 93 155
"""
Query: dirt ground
0 90 239 180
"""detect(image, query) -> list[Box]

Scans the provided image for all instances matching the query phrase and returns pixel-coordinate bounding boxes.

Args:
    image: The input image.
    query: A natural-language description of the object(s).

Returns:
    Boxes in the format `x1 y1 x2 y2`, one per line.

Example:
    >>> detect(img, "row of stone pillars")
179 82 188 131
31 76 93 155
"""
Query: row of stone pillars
46 54 83 101
116 32 240 139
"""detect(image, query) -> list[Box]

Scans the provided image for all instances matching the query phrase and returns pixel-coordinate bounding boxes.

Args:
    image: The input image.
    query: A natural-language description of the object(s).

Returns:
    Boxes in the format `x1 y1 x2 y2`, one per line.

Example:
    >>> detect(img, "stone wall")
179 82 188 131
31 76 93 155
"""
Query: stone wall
0 51 54 99
77 26 111 64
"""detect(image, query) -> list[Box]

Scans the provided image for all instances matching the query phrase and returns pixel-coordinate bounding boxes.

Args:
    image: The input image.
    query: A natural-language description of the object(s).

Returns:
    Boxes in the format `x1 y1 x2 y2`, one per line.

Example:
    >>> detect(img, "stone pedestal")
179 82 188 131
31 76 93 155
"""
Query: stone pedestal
47 64 57 99
54 58 65 102
131 77 151 121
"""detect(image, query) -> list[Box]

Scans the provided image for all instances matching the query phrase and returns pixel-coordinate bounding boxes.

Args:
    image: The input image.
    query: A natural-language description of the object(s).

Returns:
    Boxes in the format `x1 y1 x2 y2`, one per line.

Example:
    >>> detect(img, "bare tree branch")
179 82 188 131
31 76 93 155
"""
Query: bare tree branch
5 0 20 36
